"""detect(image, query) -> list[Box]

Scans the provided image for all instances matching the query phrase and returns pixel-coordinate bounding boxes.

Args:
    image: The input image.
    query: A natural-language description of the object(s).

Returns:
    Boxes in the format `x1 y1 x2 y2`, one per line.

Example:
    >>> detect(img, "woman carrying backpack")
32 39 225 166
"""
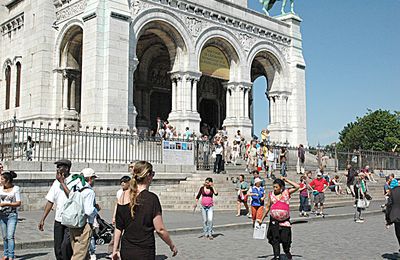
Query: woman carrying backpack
0 171 21 260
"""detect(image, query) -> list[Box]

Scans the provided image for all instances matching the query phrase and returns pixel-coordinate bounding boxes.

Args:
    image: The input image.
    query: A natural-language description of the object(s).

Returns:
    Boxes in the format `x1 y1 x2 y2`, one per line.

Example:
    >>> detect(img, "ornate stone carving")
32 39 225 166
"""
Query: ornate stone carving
131 0 151 16
144 0 292 46
236 32 256 52
56 0 87 22
185 16 203 37
0 13 24 36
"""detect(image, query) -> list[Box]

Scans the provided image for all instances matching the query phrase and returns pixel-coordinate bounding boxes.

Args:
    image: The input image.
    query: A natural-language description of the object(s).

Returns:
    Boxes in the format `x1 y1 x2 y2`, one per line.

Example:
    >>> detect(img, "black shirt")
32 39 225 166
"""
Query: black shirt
116 190 162 249
347 168 356 185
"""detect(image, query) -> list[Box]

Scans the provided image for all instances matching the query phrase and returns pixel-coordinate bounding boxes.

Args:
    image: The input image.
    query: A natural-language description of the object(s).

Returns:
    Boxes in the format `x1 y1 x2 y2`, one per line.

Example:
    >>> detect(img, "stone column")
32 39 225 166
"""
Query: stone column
128 58 138 131
168 71 201 134
223 82 252 141
62 73 69 110
191 78 198 112
171 78 177 111
70 78 76 110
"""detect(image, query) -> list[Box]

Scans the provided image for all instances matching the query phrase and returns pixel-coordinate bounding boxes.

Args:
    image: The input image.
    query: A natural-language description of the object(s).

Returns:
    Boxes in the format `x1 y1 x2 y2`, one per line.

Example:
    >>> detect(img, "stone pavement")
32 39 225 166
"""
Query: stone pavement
9 201 385 250
13 214 399 260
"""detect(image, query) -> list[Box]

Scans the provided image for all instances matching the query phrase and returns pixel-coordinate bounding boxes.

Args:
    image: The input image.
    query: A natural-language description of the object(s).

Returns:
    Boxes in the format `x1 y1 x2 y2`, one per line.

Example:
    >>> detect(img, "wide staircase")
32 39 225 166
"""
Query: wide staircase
150 162 386 211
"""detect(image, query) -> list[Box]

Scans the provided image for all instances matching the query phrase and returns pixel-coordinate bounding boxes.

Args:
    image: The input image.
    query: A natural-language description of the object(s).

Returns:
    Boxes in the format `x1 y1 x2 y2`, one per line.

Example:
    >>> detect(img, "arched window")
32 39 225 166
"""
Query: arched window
5 65 11 110
15 62 21 107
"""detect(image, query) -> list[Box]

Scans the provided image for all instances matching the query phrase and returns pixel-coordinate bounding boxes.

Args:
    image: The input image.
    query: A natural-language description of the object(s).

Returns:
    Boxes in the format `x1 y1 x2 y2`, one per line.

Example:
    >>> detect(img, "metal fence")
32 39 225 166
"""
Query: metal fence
1 118 399 172
0 119 162 164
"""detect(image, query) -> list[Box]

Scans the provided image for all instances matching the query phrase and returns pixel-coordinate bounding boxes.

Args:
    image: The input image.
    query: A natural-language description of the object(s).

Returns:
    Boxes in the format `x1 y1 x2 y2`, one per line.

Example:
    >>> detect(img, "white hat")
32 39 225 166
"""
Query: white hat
316 172 322 176
81 168 98 178
254 177 262 184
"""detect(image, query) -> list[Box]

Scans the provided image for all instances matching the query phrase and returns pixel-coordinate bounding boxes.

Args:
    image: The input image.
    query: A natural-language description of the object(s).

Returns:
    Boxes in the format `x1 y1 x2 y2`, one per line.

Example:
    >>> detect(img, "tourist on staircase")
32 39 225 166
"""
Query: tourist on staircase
296 144 305 175
299 176 310 217
194 177 218 240
309 172 329 217
213 138 224 174
280 147 288 177
236 174 250 217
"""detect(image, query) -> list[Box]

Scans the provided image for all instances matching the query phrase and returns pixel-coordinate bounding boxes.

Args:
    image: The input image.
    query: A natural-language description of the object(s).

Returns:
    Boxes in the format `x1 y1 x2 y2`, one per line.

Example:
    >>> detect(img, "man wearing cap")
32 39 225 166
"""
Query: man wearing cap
58 168 99 260
309 172 329 216
38 159 74 260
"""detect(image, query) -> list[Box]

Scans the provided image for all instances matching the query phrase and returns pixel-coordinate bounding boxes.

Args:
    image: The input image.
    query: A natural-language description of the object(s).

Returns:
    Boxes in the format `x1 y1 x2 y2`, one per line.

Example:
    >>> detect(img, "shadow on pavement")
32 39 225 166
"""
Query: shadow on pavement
382 252 400 259
257 254 303 259
16 252 49 259
155 255 168 260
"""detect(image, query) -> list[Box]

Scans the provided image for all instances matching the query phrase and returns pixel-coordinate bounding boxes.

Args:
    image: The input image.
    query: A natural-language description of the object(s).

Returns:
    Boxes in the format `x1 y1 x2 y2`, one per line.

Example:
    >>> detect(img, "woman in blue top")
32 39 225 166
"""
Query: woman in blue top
248 178 266 227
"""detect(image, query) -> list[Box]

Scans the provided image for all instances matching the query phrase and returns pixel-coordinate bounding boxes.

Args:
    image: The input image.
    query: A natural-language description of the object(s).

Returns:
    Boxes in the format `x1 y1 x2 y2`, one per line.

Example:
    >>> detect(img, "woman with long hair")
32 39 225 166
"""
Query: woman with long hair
259 177 299 260
112 161 178 260
0 171 21 260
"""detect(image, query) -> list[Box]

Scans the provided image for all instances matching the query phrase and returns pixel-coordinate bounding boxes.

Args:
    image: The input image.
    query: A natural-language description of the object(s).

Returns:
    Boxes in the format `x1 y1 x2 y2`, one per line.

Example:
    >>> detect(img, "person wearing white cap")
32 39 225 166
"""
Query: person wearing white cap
248 177 266 227
58 168 99 260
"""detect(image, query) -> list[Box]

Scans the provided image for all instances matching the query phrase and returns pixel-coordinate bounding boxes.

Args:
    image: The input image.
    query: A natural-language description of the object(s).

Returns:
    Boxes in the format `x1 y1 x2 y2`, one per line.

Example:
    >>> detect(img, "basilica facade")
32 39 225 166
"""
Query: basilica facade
0 0 307 145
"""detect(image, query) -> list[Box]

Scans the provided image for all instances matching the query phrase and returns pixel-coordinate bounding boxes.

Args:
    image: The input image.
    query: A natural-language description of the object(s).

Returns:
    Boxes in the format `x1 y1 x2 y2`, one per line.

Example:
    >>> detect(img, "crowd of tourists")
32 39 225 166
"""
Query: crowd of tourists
0 136 399 260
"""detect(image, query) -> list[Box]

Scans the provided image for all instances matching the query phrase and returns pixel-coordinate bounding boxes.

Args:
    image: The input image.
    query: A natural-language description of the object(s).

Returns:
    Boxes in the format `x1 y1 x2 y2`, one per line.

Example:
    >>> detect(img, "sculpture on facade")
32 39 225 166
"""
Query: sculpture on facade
259 0 295 16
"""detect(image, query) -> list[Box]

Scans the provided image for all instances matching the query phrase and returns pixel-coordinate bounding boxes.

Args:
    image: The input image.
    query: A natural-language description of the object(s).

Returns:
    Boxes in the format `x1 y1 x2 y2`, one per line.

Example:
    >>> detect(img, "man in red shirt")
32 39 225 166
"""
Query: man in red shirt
309 172 329 216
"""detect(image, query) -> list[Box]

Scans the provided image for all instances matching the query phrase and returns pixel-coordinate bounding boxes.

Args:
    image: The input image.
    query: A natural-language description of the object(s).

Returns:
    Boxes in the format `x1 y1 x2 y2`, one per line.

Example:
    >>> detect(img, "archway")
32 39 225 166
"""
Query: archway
198 37 239 134
250 50 285 142
59 25 83 114
134 20 186 133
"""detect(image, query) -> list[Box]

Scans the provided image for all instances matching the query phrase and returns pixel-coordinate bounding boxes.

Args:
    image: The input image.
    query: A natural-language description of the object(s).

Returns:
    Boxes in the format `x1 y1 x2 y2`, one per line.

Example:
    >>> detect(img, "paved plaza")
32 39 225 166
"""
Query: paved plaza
13 214 400 260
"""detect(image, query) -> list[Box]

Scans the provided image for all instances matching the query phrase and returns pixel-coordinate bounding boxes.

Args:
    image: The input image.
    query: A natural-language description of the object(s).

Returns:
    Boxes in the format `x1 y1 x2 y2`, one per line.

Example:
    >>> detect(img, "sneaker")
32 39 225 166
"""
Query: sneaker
247 213 252 218
355 219 364 223
90 254 97 260
236 214 241 217
209 236 214 240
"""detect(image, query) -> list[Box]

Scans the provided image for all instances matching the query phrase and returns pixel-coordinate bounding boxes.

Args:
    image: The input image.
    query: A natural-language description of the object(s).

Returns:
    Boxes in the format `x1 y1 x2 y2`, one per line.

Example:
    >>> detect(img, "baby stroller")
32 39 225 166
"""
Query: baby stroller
93 215 114 245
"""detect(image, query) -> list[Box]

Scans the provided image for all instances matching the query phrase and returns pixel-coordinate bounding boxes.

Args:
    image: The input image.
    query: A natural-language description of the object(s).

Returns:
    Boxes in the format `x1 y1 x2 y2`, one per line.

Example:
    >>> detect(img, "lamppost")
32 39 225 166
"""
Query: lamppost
317 142 321 169
332 142 338 172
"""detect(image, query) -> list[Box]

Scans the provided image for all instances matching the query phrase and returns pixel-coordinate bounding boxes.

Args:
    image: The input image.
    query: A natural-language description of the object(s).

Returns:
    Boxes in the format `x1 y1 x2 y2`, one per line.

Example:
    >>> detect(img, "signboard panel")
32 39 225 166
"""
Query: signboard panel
162 140 194 165
200 46 230 80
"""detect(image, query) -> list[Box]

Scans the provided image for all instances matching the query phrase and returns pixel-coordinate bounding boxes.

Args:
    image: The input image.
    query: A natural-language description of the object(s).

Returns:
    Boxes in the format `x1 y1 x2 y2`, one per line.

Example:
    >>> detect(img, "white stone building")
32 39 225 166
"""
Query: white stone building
0 0 307 146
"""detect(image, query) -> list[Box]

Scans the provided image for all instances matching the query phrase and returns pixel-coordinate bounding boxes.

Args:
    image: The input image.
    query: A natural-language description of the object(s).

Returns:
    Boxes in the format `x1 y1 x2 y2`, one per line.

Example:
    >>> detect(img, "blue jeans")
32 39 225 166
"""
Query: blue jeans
0 212 18 259
201 206 214 236
280 162 287 177
299 196 309 212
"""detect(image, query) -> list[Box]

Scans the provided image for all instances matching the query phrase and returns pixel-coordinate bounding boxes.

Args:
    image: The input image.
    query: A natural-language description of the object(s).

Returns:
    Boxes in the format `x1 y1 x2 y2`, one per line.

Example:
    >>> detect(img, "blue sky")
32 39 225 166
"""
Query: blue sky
248 0 400 146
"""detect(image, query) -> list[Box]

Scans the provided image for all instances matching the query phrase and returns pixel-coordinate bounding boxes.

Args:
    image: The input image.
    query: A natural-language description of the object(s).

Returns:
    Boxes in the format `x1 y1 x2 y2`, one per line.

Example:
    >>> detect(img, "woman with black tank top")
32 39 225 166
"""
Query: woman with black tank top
112 161 178 260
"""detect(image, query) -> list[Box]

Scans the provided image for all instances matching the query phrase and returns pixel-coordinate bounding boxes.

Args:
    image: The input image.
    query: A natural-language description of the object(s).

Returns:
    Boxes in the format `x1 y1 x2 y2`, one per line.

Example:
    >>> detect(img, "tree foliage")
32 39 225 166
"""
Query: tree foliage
338 110 400 152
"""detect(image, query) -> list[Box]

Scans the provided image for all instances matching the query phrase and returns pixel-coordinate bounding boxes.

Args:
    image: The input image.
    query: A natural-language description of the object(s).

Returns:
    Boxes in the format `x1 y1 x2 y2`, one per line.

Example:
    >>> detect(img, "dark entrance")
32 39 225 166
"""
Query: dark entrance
150 91 171 131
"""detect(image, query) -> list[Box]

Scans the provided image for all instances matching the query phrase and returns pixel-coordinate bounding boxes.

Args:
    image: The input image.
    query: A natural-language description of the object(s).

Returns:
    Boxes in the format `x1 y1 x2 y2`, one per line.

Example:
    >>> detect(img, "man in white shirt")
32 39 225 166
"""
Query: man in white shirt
38 159 74 260
58 168 98 260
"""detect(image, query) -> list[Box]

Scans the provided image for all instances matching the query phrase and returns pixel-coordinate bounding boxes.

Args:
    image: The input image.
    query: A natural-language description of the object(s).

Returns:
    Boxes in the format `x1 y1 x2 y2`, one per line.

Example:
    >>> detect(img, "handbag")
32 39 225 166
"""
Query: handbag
365 193 372 201
253 223 266 240
357 198 367 209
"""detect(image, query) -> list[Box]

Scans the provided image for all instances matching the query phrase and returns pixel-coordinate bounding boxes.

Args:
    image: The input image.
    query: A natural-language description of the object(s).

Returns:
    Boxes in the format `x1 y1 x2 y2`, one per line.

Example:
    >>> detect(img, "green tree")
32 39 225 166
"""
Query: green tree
338 110 400 152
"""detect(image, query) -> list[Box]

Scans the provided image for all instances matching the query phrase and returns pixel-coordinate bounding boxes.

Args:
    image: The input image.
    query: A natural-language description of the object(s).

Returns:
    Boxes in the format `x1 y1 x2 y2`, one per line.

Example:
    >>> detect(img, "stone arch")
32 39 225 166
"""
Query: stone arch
57 24 83 115
54 20 84 68
3 60 12 110
247 41 288 93
131 10 192 71
247 42 291 142
132 13 191 131
195 27 244 81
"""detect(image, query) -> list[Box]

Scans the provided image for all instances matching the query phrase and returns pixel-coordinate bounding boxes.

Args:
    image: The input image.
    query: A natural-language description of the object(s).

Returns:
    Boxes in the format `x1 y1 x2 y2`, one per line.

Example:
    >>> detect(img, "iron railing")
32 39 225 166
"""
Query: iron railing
0 118 162 164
